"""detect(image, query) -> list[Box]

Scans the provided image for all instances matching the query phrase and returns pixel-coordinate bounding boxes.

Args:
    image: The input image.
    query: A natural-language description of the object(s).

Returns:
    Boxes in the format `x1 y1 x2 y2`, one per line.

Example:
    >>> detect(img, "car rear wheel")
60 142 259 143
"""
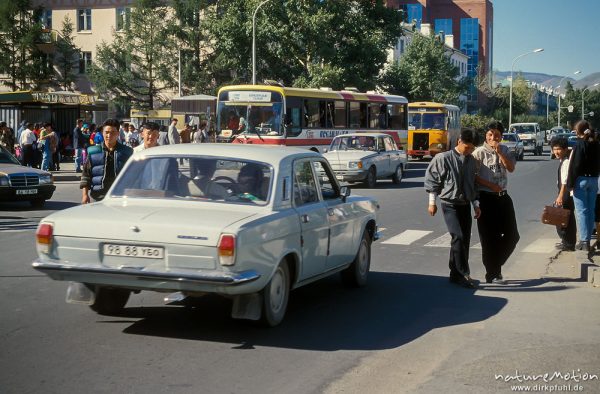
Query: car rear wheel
364 167 377 188
89 287 131 315
341 231 371 287
392 165 403 184
260 261 290 327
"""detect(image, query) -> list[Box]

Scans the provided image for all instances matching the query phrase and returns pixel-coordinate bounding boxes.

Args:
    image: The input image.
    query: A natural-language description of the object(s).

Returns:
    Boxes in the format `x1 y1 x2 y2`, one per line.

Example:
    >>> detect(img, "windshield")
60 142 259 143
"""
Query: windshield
408 113 447 130
0 148 20 165
111 156 272 205
502 134 517 142
511 125 535 134
329 135 381 151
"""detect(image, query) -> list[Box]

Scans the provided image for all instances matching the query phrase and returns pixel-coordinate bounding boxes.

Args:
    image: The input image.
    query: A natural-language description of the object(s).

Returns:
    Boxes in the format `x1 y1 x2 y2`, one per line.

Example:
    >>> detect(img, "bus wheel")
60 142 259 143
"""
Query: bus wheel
392 165 403 184
364 167 377 188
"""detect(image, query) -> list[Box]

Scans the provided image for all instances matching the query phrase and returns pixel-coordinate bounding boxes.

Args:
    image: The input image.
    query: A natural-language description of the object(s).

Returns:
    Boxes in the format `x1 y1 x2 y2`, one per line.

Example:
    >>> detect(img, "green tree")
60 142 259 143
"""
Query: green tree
170 0 213 95
89 0 177 110
378 32 467 105
54 15 79 91
204 0 403 91
0 0 51 91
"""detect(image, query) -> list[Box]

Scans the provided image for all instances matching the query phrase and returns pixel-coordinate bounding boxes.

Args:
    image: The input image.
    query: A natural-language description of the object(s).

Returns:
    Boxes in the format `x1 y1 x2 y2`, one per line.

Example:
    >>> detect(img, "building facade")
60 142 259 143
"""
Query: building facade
387 0 494 111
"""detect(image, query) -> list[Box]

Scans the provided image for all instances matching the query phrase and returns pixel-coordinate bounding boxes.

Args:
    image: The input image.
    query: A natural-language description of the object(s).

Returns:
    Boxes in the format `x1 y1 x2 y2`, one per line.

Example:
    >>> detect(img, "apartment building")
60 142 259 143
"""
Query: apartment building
387 0 494 110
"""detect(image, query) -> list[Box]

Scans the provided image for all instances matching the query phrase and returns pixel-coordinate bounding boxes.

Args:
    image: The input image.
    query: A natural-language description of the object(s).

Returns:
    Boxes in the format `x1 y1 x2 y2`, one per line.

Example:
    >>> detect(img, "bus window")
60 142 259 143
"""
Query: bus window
324 101 334 128
359 103 368 128
286 107 302 137
379 104 389 129
349 102 360 128
389 104 407 129
334 100 346 128
369 104 381 129
304 100 320 128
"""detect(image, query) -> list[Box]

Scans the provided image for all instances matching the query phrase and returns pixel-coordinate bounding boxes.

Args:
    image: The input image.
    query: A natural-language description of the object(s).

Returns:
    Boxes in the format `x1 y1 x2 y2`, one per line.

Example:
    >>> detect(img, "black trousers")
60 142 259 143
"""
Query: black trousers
441 202 472 278
477 192 520 281
556 196 576 248
22 144 34 167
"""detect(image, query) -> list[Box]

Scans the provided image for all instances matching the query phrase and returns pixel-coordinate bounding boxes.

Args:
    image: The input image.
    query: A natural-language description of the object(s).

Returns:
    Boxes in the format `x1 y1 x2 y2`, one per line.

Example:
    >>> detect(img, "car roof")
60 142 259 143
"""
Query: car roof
334 132 393 138
135 143 321 164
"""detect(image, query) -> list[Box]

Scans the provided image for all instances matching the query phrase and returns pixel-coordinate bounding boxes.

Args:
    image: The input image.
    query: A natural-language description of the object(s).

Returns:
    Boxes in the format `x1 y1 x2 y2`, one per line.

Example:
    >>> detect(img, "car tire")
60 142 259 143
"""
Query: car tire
364 167 377 188
519 152 524 161
89 286 131 315
260 261 290 327
341 231 371 288
392 165 403 184
30 199 45 208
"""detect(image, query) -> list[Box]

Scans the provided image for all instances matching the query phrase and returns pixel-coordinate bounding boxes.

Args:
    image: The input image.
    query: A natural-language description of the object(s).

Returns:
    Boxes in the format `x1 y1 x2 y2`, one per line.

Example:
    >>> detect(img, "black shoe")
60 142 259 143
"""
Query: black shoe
450 275 477 289
577 241 590 251
556 242 575 251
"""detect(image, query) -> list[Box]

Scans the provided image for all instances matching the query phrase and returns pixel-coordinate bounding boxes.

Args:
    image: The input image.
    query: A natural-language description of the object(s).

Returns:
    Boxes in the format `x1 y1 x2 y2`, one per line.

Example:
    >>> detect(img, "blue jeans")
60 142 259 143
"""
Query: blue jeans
41 143 52 171
75 148 83 171
572 176 599 242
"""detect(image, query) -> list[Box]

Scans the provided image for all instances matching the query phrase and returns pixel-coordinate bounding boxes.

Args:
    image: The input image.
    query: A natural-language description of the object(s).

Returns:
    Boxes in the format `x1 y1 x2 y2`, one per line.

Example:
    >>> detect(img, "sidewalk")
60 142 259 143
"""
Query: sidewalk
51 160 80 182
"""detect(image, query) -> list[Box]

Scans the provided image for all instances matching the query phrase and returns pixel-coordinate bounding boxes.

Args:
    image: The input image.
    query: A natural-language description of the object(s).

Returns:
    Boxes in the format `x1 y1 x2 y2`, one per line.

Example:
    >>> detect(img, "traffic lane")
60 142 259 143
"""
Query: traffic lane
0 267 508 393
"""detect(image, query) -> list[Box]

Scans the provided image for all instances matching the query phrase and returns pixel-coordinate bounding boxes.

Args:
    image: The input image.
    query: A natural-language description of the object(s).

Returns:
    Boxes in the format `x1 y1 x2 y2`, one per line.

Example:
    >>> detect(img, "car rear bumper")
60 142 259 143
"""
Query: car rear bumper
32 259 261 294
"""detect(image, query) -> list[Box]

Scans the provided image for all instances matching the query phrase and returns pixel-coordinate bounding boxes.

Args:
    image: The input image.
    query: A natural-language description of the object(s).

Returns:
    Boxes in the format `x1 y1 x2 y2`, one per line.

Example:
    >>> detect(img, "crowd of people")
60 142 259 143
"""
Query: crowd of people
424 119 600 289
0 117 210 173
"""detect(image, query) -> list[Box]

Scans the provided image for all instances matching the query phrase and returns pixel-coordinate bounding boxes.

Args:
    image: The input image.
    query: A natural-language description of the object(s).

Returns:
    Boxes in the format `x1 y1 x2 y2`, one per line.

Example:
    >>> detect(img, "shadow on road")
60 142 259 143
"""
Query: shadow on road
0 200 78 212
118 272 515 350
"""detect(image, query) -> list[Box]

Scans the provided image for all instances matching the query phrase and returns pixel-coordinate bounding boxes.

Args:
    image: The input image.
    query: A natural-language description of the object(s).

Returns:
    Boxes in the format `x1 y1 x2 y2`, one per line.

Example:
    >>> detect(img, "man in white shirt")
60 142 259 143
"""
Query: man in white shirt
19 123 36 167
552 137 576 251
134 122 160 152
167 118 180 144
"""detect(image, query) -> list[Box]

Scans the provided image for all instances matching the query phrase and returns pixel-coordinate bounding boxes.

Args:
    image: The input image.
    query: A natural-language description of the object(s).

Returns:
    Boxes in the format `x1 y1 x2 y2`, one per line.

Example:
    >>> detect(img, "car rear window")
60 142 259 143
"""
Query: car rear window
110 156 272 205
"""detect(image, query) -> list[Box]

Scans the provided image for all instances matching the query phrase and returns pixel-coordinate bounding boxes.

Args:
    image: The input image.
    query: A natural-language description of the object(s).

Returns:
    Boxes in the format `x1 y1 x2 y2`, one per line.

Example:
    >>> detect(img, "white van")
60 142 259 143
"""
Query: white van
508 123 543 155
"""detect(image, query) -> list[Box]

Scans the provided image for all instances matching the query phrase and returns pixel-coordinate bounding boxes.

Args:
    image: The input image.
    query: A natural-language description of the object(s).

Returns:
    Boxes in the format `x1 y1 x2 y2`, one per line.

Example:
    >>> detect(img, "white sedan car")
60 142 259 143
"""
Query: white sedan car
322 133 408 188
33 144 379 326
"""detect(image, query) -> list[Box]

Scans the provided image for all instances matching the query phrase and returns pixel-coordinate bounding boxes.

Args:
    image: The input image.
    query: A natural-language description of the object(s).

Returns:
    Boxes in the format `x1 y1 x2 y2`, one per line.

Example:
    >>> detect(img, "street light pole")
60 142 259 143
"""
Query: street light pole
252 0 270 85
556 70 581 126
546 86 552 122
509 48 543 127
582 83 600 119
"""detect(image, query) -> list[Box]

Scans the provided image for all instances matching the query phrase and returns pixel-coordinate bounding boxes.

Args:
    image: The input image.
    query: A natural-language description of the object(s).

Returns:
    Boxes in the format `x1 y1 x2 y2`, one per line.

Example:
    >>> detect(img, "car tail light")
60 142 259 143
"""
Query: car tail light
218 234 236 266
36 223 53 254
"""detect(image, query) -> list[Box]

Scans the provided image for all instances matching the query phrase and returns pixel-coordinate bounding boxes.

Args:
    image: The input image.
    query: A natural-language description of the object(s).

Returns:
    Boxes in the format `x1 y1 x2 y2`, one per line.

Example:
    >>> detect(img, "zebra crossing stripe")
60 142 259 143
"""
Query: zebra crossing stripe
381 230 432 245
424 232 452 247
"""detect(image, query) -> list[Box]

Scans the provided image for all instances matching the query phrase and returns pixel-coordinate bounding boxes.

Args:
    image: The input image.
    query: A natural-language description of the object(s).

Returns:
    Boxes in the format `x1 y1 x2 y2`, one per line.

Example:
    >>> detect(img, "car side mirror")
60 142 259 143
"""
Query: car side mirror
340 186 351 202
323 148 328 153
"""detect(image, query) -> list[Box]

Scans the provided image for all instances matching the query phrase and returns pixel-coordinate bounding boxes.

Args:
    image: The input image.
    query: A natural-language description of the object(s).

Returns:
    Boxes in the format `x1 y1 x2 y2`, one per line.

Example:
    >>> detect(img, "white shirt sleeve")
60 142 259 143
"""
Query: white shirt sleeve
560 158 570 185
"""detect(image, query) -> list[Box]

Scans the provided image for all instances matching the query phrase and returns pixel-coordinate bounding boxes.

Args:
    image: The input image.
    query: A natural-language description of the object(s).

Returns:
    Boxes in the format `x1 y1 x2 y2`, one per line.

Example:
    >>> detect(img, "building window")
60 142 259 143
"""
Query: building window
116 7 130 31
402 4 422 28
435 18 452 39
40 10 52 30
460 18 480 101
77 9 92 31
79 52 92 74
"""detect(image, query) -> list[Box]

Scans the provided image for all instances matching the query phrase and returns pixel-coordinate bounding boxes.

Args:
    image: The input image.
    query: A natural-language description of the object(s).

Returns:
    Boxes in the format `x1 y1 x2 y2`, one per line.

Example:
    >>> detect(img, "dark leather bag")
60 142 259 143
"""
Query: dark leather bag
541 205 570 227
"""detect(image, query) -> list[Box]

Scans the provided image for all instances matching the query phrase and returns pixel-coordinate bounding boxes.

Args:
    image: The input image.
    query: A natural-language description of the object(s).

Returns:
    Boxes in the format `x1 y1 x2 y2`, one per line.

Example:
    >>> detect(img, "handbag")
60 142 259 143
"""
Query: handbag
541 204 570 227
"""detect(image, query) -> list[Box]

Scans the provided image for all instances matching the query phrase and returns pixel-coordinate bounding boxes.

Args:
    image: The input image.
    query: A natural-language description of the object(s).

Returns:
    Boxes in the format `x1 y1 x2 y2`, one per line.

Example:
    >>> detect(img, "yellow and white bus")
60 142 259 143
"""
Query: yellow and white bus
216 84 408 151
407 102 461 159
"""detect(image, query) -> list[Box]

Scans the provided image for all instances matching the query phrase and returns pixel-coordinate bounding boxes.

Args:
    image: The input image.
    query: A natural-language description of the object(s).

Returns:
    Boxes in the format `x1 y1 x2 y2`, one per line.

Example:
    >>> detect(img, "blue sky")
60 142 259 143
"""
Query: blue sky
493 0 600 78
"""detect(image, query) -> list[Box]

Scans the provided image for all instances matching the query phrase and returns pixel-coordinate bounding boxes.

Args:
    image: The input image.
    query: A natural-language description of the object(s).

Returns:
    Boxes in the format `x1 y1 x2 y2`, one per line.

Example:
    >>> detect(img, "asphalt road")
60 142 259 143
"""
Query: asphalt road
1 149 599 394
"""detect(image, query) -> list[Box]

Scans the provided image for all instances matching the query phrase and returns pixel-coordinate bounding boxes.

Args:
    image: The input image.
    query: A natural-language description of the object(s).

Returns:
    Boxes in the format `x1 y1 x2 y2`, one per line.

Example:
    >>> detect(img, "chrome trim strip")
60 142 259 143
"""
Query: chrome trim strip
32 259 260 285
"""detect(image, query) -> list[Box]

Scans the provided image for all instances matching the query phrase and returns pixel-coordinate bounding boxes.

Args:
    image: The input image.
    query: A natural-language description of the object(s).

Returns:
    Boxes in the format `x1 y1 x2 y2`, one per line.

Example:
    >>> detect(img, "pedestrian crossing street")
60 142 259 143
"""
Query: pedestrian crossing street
380 228 556 254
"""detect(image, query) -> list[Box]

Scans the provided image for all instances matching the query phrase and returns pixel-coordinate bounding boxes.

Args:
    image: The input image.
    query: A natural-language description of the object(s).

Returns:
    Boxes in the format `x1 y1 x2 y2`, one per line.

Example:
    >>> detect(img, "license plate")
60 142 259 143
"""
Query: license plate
336 175 344 180
16 189 37 195
103 244 164 259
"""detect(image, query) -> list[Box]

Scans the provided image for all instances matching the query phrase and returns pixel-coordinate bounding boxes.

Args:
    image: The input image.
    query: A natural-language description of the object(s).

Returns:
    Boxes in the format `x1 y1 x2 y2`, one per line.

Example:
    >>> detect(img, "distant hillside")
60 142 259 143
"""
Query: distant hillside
494 70 600 93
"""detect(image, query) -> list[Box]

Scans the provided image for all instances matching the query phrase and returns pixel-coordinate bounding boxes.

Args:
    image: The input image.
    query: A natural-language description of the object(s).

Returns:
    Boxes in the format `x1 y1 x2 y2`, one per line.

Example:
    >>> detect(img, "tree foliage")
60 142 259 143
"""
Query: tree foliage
89 0 177 110
54 15 80 91
203 0 403 91
0 0 51 91
378 32 467 106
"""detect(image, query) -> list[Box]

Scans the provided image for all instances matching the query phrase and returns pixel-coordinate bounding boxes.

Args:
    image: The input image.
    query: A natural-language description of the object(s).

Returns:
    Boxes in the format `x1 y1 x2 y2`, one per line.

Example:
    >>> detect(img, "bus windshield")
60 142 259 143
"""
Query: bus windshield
409 113 447 130
217 102 284 136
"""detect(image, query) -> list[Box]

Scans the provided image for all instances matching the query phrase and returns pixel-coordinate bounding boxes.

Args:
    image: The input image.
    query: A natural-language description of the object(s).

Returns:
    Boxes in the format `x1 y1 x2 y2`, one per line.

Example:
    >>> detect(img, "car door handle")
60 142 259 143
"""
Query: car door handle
328 208 335 216
301 214 310 223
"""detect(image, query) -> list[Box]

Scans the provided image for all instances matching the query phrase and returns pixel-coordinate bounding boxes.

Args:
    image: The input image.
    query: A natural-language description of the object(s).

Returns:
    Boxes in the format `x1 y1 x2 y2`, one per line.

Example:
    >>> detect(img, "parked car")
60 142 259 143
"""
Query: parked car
32 144 379 327
501 133 524 161
322 132 408 188
509 122 543 155
0 145 55 208
546 126 569 143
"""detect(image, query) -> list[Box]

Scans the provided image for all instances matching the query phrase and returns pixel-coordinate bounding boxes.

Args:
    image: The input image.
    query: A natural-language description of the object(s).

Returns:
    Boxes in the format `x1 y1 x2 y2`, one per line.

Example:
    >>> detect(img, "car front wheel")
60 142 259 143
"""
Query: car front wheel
260 261 290 327
364 167 377 188
341 231 371 287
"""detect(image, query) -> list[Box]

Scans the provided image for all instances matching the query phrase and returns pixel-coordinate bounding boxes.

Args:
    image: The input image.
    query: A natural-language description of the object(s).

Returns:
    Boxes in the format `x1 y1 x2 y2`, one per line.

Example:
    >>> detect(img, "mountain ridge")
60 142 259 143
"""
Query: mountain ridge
493 71 600 93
